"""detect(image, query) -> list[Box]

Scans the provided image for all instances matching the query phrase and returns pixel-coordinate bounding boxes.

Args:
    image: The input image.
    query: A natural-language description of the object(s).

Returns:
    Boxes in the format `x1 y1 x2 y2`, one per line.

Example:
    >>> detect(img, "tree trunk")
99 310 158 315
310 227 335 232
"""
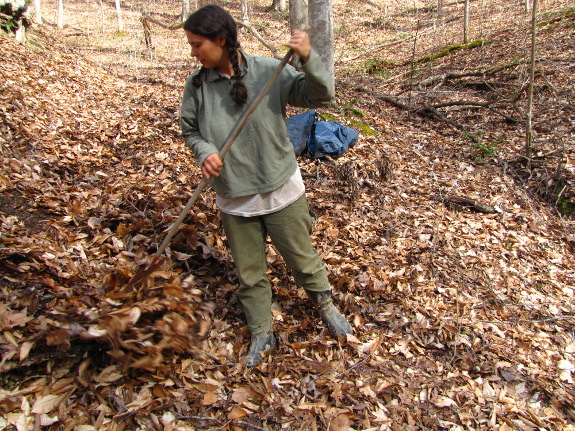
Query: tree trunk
34 0 42 24
435 0 444 26
525 0 530 14
57 0 64 29
99 0 104 33
270 0 287 12
525 0 538 161
308 0 334 92
181 0 190 22
463 0 469 44
115 0 123 32
241 0 250 23
289 0 308 32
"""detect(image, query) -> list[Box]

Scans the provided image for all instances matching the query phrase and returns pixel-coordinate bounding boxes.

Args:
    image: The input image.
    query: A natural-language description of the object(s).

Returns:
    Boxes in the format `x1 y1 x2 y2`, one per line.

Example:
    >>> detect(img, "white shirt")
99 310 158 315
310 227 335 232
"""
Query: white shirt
216 166 305 217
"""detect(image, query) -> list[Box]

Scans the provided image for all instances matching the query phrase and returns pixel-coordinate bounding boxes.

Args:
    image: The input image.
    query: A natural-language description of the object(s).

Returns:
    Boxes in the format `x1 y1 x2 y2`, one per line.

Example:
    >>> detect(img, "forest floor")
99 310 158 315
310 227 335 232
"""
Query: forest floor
1 0 575 430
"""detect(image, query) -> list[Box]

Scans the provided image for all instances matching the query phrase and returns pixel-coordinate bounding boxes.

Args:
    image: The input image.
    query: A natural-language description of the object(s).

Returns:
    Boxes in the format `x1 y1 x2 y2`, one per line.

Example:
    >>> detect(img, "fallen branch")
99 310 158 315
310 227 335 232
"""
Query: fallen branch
356 88 469 132
416 105 467 132
506 148 564 168
415 40 490 65
237 421 269 431
355 87 522 139
414 70 487 89
411 57 575 89
302 173 317 179
428 100 519 123
439 195 497 214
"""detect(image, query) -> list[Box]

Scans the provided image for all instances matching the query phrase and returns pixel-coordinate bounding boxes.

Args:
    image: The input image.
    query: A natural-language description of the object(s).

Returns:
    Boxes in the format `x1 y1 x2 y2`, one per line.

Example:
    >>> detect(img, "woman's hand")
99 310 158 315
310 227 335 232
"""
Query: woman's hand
285 30 311 63
202 153 223 178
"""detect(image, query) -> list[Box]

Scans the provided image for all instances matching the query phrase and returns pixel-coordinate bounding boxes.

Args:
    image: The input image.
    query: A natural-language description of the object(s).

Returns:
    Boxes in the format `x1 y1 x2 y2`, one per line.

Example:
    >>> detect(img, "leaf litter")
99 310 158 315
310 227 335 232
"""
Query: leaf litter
1 1 575 430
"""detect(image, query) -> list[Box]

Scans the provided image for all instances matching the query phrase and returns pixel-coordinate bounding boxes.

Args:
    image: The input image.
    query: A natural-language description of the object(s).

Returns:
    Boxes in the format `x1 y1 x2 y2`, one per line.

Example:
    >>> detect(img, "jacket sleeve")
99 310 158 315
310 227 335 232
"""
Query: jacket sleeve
283 49 335 108
179 76 219 168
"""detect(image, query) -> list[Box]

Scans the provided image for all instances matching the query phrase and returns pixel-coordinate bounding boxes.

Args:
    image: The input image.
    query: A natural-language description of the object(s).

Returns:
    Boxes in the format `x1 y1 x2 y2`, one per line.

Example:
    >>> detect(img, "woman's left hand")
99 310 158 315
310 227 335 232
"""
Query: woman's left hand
285 30 311 63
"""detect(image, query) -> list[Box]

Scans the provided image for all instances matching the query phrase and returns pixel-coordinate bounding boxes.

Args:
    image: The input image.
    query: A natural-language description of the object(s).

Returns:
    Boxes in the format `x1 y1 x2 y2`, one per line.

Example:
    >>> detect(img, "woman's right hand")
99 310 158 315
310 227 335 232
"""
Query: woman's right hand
285 30 311 63
202 153 223 178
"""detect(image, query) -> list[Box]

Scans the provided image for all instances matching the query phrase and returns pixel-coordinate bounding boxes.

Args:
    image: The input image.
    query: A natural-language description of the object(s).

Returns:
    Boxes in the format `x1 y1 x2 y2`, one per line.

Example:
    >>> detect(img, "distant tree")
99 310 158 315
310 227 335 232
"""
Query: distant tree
463 0 469 43
241 0 249 23
115 0 123 32
57 0 63 29
289 0 308 32
525 0 538 160
181 0 190 21
98 0 104 32
0 0 30 42
308 0 334 89
33 0 41 24
270 0 286 12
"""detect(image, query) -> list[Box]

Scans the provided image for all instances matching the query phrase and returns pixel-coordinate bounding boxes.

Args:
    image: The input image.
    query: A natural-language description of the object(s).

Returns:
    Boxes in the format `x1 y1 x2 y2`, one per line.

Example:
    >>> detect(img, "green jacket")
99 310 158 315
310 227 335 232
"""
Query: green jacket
180 49 334 198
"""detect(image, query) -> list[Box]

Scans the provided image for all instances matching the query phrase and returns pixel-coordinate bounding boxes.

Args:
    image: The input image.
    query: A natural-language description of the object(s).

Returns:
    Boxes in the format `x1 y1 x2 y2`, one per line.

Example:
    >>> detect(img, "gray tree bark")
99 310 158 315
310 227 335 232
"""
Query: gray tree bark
308 0 334 89
289 0 308 31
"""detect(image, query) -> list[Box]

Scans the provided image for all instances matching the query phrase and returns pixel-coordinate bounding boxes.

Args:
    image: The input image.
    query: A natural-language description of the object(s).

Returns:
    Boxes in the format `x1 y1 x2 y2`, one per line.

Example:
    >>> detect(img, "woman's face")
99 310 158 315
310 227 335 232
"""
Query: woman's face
185 31 229 73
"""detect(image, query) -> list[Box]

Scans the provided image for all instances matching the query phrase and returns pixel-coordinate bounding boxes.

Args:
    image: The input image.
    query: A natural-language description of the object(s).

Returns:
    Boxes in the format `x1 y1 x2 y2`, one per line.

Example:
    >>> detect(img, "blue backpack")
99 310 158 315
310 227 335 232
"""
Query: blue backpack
286 110 358 159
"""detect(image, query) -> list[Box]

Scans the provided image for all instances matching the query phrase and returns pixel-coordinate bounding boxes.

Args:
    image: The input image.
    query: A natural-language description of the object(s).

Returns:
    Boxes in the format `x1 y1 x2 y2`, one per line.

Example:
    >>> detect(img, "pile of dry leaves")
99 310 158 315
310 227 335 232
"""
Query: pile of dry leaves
1 5 575 430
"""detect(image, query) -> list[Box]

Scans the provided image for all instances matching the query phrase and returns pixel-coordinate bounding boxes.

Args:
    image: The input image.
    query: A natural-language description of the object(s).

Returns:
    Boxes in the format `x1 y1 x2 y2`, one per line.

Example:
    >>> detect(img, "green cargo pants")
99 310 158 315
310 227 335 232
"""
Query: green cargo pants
220 194 330 335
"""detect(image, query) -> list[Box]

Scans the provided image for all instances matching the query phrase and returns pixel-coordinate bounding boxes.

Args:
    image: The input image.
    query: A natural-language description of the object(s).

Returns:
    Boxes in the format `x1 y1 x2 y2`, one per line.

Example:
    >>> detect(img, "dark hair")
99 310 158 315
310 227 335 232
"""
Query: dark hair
184 5 247 105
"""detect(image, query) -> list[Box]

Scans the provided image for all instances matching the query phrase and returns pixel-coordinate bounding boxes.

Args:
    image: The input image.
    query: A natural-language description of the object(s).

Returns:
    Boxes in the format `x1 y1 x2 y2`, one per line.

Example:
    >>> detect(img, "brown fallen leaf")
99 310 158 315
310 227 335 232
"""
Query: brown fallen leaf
227 406 248 420
31 394 61 415
329 413 351 431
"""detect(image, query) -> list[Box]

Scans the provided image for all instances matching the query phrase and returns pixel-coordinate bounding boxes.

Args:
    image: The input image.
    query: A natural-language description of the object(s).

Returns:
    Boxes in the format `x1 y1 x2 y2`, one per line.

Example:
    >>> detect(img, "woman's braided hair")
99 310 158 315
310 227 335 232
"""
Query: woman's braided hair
184 5 248 105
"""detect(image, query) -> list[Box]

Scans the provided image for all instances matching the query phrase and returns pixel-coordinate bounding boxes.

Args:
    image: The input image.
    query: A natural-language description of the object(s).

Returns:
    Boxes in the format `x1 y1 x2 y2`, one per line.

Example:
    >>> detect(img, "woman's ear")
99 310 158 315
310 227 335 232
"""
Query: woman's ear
215 36 227 47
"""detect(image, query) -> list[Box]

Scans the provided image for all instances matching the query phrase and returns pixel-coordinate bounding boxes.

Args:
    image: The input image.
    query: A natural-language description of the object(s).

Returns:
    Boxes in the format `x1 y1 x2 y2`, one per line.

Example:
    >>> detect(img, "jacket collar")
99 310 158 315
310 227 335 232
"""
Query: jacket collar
204 51 249 83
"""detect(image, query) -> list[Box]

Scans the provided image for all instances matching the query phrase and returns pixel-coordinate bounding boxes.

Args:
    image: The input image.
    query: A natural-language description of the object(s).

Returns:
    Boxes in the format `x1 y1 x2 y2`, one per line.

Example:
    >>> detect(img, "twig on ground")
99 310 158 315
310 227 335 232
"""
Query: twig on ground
237 421 269 431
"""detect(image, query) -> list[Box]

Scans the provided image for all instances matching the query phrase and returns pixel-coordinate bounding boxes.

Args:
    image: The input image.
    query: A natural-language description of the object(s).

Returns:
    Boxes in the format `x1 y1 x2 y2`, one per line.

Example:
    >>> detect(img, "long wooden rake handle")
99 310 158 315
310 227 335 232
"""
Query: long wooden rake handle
155 49 295 257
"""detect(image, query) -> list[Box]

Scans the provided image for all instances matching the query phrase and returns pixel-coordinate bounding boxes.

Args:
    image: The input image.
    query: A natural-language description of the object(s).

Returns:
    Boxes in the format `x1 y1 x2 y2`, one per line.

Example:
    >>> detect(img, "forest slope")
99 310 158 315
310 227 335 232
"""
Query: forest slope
0 2 574 430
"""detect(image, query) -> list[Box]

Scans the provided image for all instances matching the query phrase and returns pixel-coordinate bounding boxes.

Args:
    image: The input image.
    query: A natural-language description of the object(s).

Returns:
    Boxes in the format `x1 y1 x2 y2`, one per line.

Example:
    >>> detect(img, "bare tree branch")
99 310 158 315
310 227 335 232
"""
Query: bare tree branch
142 12 183 30
355 87 471 135
139 13 280 58
236 19 280 58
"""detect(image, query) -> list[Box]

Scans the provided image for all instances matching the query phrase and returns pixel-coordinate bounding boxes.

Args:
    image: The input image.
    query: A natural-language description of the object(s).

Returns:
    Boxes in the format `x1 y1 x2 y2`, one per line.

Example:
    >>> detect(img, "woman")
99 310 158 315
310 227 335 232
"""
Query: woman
180 5 353 368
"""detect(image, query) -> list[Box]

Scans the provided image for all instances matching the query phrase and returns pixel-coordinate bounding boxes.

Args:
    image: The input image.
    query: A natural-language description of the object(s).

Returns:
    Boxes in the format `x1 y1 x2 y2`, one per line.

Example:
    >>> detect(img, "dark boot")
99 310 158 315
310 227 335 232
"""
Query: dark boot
246 331 276 368
306 290 353 337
